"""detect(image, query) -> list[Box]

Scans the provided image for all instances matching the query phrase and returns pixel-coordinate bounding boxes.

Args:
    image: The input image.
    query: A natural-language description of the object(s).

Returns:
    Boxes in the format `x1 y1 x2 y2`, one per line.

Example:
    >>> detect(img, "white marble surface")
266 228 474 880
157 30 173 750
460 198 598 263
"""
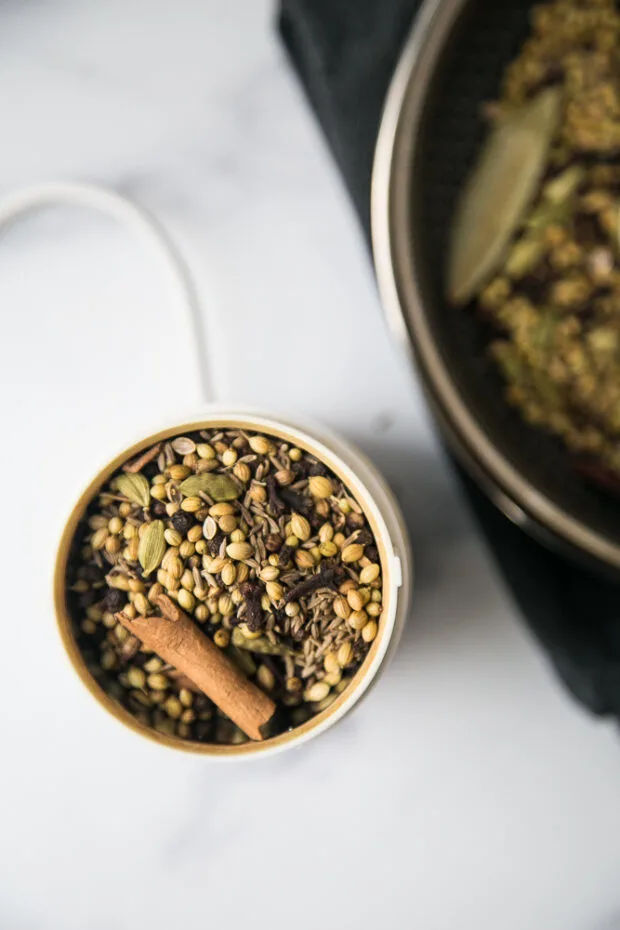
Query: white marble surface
1 2 620 928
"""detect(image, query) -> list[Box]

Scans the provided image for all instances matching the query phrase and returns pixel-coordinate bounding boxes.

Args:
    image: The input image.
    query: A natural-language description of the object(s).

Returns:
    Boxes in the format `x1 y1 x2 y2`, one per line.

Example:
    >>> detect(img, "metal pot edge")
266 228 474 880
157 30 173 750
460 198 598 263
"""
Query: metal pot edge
370 0 620 574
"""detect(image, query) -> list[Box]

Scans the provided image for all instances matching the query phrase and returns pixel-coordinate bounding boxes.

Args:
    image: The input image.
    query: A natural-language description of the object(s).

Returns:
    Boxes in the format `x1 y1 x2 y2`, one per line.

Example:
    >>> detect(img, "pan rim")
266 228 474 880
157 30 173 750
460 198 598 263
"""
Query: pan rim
370 0 620 572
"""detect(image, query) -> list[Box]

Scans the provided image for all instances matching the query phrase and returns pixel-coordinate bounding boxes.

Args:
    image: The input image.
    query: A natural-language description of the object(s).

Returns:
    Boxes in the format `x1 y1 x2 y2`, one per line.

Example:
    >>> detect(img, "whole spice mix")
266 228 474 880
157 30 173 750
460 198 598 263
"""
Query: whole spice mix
66 428 384 744
449 0 620 485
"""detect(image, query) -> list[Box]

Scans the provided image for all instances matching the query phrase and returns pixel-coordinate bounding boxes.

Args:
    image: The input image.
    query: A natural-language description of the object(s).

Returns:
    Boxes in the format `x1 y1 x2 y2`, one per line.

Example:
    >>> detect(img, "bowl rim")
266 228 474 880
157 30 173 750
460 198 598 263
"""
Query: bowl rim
54 408 408 758
370 0 620 572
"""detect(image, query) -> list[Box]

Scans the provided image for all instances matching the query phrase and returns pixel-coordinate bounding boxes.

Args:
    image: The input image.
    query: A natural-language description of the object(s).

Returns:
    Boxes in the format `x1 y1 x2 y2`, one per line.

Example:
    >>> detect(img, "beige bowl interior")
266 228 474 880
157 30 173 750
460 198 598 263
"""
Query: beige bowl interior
54 415 402 757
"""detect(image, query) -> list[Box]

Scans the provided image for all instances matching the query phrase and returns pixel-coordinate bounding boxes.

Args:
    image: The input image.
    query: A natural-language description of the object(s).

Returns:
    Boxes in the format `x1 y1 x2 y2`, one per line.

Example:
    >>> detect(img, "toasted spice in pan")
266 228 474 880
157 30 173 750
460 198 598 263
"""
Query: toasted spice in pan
450 0 620 482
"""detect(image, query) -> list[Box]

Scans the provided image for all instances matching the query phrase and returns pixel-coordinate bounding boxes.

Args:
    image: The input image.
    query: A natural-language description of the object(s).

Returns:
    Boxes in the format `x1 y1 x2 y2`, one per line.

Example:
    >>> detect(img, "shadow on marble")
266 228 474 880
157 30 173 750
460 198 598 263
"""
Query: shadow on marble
592 915 620 930
351 437 500 607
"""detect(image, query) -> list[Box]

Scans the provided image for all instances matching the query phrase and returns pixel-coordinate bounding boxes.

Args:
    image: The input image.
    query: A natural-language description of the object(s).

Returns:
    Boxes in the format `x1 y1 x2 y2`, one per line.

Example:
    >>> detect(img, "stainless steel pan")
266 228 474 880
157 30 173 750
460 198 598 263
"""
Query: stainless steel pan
371 0 620 574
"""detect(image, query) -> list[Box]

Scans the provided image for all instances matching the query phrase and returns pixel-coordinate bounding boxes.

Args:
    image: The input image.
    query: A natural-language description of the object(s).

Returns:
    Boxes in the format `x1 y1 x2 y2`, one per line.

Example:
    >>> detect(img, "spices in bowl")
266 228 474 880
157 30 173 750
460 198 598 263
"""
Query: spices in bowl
449 0 620 488
63 424 391 748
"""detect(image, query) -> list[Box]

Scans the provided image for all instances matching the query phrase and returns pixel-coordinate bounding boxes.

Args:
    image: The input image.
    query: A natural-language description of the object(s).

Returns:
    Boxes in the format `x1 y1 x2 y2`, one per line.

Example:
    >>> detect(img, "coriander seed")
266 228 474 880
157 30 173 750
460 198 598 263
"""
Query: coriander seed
233 462 251 483
163 696 183 719
324 653 339 674
164 528 183 547
91 528 109 550
308 476 333 498
333 595 351 620
341 543 365 563
257 665 276 691
347 589 365 612
213 629 230 649
295 550 314 570
169 464 191 481
291 513 311 541
349 610 368 631
108 516 123 535
179 688 194 707
177 589 195 613
218 515 237 534
360 564 381 585
220 562 237 586
249 435 273 455
259 565 280 582
226 542 253 561
181 497 202 513
303 682 330 703
127 667 146 690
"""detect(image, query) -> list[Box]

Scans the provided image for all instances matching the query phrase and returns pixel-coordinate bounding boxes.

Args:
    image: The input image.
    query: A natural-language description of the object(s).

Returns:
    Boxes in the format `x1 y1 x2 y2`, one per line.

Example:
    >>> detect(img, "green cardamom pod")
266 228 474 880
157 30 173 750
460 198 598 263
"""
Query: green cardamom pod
225 645 257 676
116 473 150 508
138 520 166 576
179 473 240 501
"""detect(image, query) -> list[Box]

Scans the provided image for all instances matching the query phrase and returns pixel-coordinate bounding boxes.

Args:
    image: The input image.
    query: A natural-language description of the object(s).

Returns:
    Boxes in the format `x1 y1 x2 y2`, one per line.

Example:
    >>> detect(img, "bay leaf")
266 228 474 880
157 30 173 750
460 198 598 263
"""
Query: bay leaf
448 86 562 305
138 520 166 576
179 472 240 501
116 473 150 508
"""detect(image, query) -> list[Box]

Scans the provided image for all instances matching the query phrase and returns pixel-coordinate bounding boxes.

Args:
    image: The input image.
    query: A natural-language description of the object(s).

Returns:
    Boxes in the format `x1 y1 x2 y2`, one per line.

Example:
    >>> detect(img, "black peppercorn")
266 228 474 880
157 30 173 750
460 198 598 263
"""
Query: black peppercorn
194 694 212 713
171 511 195 535
277 544 294 567
265 533 283 553
207 532 225 556
195 720 213 741
279 486 309 514
82 564 102 583
346 512 365 531
105 588 126 612
152 501 166 517
307 460 329 477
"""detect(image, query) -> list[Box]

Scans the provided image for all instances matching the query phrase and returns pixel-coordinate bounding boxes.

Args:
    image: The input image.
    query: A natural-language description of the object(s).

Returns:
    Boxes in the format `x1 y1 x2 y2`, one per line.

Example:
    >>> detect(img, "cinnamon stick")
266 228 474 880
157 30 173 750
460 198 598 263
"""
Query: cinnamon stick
116 594 276 740
168 670 202 693
122 443 162 474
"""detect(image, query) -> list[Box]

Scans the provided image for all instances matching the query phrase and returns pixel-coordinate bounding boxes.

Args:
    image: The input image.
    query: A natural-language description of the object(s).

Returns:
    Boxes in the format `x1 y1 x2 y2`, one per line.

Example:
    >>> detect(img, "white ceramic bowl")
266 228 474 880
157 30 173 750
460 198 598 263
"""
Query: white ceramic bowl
54 408 412 758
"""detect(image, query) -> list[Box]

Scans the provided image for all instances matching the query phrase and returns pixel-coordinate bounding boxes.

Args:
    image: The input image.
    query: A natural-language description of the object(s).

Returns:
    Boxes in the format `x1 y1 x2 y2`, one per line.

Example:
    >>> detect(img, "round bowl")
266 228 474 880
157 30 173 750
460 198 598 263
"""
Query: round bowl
371 0 620 575
54 408 412 758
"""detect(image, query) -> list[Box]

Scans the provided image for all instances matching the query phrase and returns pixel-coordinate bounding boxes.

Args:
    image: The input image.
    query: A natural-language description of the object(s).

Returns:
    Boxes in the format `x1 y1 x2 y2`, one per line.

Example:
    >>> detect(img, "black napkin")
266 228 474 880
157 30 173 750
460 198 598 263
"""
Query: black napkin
278 0 620 720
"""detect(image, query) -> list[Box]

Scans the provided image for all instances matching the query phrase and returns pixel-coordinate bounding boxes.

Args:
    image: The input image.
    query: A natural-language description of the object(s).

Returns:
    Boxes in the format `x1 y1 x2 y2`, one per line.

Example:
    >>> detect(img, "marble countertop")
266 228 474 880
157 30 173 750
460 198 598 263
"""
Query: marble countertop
2 2 620 929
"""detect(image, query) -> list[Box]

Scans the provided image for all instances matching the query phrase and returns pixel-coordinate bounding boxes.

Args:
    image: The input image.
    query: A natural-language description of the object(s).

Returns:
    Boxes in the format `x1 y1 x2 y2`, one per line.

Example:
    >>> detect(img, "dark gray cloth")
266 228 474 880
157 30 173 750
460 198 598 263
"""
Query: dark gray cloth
278 0 620 720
